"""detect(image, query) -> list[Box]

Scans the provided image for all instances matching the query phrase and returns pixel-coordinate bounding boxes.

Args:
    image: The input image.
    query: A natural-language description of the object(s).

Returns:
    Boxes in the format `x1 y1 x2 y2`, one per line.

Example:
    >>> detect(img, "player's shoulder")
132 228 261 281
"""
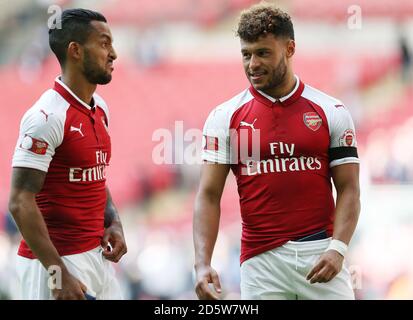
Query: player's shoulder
22 89 69 128
302 84 344 110
215 88 253 112
33 88 70 112
207 88 253 122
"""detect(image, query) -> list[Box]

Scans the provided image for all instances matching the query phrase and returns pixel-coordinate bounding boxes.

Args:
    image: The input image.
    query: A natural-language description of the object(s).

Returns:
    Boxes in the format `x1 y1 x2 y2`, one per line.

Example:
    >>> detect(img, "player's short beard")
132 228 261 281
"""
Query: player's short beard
82 49 112 85
260 55 288 93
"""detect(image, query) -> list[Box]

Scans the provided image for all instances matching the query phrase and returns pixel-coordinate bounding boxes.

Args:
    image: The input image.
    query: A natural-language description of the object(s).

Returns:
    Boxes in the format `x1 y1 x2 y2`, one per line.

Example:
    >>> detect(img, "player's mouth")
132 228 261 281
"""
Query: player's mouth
249 71 266 82
107 61 114 71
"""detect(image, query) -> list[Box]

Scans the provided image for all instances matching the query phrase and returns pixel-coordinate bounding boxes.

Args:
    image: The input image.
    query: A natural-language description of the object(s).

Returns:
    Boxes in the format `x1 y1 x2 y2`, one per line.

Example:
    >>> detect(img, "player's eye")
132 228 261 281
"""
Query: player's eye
242 52 251 59
257 50 270 57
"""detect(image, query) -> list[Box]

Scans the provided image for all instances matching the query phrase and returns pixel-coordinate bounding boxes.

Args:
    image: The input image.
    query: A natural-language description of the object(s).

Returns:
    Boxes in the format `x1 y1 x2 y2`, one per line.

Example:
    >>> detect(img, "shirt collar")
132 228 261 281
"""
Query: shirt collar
249 75 304 107
53 76 96 111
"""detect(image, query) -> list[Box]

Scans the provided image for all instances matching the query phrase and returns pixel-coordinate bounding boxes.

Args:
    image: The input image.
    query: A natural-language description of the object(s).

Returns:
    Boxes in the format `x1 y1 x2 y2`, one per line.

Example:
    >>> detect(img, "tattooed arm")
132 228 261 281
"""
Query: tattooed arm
9 167 87 299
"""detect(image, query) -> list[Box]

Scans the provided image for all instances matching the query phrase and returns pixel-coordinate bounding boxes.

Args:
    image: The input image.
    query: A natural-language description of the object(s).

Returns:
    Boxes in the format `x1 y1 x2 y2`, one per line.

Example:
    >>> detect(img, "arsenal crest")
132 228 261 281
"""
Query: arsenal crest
339 129 356 147
303 112 322 131
20 135 48 155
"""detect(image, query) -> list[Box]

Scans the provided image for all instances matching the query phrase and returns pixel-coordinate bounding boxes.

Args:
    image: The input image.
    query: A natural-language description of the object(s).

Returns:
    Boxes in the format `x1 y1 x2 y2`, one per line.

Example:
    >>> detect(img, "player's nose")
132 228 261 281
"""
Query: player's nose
110 47 118 61
249 54 261 70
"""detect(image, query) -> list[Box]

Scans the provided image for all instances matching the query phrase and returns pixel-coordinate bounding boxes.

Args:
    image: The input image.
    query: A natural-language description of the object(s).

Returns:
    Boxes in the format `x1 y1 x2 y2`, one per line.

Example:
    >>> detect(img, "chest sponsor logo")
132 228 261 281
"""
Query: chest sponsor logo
70 123 84 137
303 112 322 131
339 129 356 147
240 118 257 132
69 151 108 182
20 135 48 155
242 141 322 176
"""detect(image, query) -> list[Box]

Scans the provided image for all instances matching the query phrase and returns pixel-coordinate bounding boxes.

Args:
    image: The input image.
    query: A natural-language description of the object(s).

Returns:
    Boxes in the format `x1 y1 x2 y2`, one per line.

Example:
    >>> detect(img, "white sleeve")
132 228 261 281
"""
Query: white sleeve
12 108 64 172
328 105 360 168
201 107 231 164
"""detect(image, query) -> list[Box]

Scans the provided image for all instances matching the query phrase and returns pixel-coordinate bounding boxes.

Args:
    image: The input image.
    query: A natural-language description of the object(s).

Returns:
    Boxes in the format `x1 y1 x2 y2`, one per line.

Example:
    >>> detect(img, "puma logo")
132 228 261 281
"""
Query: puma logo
40 109 52 122
70 123 84 137
240 118 257 131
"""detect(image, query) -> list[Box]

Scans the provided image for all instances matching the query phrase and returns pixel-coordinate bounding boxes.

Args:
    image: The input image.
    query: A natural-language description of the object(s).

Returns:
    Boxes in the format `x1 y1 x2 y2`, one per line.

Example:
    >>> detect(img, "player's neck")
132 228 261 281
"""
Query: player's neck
262 70 296 100
60 72 97 107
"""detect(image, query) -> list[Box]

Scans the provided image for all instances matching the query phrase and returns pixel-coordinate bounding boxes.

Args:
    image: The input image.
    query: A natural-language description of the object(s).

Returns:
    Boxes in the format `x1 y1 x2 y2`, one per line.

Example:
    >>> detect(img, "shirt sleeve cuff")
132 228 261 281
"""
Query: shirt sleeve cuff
329 157 360 168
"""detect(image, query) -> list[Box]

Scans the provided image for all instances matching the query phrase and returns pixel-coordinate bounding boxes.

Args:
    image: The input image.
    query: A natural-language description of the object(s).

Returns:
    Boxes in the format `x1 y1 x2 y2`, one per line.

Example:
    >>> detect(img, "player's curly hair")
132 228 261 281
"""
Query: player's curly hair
236 2 294 42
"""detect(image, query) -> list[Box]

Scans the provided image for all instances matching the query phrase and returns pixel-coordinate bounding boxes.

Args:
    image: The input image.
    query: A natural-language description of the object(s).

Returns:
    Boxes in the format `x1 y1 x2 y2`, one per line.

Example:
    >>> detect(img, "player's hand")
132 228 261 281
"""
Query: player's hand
195 265 222 300
101 222 127 263
52 271 88 300
306 250 344 284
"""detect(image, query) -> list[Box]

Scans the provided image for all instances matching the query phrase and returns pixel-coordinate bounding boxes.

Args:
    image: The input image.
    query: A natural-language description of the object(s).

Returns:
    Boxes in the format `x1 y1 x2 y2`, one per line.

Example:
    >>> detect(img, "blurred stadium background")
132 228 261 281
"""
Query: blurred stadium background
0 0 413 299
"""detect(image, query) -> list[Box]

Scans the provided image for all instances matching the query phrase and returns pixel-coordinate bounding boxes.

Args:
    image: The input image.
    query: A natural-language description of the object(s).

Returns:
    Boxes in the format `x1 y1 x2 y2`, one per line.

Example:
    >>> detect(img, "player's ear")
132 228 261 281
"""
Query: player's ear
285 39 295 58
67 42 83 62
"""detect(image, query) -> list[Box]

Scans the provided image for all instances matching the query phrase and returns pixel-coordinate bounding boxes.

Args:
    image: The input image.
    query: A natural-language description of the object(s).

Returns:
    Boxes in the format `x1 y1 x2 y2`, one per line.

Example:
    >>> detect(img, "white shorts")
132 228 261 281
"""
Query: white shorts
16 246 123 300
240 238 355 300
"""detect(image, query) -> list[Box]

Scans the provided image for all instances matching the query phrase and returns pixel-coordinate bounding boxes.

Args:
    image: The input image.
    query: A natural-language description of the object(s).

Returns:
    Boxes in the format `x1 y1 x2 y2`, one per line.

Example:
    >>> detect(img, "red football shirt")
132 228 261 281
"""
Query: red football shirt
202 76 359 263
12 77 111 258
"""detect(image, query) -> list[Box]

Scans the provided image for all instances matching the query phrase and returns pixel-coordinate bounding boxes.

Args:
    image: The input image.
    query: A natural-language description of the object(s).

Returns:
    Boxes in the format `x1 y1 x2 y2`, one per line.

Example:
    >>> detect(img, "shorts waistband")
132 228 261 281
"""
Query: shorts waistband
91 246 103 252
274 237 332 256
63 245 103 257
293 230 329 242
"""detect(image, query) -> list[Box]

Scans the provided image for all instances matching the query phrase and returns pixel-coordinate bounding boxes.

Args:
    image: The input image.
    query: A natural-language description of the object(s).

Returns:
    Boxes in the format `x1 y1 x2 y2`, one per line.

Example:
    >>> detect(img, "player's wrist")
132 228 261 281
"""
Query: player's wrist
43 256 68 273
194 262 211 271
326 239 348 257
